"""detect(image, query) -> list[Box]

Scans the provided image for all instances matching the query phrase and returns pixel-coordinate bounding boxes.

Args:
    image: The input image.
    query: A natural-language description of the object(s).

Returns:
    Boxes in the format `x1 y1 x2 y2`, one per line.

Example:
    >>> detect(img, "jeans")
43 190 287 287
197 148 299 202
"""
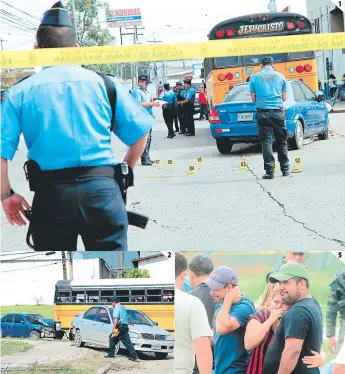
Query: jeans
199 103 208 120
109 325 137 358
257 110 290 174
30 177 128 251
183 102 195 135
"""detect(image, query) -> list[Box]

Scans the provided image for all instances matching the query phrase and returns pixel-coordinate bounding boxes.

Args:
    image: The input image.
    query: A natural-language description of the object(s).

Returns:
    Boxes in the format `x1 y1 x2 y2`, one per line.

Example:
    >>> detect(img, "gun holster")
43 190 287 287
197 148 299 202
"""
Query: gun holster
23 159 41 192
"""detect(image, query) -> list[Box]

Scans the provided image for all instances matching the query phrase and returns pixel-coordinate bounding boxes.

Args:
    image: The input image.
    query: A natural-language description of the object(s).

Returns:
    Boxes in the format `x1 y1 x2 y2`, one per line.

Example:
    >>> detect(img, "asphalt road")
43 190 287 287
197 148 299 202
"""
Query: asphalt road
1 109 345 251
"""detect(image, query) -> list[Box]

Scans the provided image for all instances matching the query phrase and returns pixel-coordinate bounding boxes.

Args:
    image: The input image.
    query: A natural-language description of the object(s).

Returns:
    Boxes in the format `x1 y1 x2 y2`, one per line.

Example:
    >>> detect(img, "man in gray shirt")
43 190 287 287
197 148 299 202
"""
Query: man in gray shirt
188 254 216 373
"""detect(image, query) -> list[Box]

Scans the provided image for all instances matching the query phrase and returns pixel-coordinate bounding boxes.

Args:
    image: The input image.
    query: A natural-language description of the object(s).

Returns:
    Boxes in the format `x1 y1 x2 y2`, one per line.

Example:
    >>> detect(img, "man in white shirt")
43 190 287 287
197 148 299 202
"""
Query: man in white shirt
175 252 213 374
333 340 345 374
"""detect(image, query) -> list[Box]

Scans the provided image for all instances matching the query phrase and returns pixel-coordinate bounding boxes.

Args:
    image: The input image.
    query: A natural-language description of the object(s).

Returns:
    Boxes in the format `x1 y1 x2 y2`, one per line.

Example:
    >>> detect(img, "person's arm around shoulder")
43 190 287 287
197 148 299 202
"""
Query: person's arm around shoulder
249 76 256 102
113 81 153 168
190 296 213 374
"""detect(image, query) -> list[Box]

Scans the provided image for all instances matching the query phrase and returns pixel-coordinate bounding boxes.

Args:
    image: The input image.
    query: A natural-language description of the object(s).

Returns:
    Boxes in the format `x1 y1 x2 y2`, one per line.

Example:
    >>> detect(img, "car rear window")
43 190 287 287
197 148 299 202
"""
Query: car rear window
223 85 251 103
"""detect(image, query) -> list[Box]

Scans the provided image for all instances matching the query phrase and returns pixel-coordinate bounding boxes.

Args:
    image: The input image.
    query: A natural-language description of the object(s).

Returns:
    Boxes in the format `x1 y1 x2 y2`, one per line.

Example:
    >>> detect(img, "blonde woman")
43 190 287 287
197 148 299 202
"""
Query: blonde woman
244 283 326 374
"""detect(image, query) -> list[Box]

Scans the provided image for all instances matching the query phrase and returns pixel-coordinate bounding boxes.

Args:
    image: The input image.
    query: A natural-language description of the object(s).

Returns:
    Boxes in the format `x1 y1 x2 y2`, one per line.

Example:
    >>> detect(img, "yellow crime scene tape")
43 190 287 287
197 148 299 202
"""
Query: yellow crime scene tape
1 32 345 68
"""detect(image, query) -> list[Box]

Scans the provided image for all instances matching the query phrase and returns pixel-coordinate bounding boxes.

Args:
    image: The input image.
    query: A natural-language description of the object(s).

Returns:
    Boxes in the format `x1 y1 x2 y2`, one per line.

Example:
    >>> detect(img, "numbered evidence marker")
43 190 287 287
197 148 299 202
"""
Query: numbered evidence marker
167 159 174 167
274 163 278 173
291 157 302 173
188 165 196 175
240 159 249 171
154 159 161 167
196 157 204 165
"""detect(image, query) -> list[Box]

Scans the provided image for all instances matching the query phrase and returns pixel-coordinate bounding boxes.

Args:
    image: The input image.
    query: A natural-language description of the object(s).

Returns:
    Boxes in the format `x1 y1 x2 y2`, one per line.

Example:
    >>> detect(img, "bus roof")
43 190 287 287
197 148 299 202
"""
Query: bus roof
56 279 174 288
208 12 312 40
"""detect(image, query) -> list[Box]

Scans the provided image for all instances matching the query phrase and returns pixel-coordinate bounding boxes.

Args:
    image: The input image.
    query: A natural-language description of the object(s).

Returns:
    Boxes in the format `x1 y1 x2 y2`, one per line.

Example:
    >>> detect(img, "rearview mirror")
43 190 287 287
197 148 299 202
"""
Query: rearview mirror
317 94 326 102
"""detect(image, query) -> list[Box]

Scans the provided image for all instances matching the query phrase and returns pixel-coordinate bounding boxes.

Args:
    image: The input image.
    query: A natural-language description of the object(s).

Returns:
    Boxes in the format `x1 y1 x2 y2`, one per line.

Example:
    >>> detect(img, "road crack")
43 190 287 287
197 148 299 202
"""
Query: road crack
247 166 345 248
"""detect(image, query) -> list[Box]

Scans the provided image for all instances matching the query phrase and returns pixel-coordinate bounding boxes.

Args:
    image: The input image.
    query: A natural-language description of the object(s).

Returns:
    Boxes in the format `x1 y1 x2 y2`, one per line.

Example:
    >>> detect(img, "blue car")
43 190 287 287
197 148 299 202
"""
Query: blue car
209 80 329 154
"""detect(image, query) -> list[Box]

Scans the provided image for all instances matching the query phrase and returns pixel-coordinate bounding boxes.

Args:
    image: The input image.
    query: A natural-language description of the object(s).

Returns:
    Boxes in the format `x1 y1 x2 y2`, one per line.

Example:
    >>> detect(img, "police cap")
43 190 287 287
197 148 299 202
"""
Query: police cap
111 296 118 302
184 78 192 85
138 75 152 84
40 1 73 28
176 81 183 86
1 89 6 96
261 56 274 65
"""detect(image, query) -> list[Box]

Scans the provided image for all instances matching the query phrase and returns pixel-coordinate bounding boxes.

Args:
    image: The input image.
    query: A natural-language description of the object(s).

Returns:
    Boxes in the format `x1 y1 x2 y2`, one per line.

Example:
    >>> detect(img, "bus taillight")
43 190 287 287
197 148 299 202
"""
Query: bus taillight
287 21 295 30
297 19 305 29
218 73 226 81
296 65 304 73
226 28 235 37
304 64 312 72
216 29 225 38
226 72 234 80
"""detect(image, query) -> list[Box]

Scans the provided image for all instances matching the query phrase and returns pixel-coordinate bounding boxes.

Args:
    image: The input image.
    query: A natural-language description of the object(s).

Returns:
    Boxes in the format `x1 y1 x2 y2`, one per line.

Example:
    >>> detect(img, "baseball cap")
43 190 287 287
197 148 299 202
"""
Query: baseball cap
204 265 239 291
269 262 309 283
261 56 274 65
111 296 118 302
138 75 152 84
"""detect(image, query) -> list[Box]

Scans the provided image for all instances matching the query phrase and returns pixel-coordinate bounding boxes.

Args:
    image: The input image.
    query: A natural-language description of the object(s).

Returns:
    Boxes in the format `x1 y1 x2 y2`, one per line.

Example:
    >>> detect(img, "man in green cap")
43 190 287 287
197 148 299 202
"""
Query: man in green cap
326 267 345 355
263 262 323 374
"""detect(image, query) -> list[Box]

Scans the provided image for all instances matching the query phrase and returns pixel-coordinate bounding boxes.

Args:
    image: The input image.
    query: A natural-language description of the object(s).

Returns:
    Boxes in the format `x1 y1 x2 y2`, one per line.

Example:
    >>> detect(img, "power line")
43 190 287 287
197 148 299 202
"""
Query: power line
1 262 59 273
1 253 55 262
0 14 37 32
0 10 38 29
0 0 41 21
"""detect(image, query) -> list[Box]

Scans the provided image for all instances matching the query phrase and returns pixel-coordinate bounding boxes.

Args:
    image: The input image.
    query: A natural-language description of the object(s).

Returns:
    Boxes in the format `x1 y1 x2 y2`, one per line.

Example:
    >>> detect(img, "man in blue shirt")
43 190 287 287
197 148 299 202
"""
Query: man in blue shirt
249 56 290 179
131 75 160 166
160 83 178 138
106 296 138 360
175 81 186 134
181 78 196 136
205 266 255 374
0 2 153 251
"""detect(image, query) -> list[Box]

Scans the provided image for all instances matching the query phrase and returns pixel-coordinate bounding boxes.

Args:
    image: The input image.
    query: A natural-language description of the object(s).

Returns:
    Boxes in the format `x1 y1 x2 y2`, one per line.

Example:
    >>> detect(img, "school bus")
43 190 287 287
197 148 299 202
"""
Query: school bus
205 12 318 108
54 279 174 333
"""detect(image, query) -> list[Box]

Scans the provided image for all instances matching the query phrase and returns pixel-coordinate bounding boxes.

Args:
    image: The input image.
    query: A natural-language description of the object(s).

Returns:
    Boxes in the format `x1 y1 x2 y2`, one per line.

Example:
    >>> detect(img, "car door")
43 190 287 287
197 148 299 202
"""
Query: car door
81 307 99 344
291 82 313 137
96 307 112 347
300 83 325 134
1 314 14 336
12 314 29 337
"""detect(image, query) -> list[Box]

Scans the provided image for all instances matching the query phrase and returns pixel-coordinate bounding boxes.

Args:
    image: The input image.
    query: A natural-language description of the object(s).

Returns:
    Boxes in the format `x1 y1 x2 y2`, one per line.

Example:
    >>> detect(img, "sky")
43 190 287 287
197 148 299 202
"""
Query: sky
0 0 307 51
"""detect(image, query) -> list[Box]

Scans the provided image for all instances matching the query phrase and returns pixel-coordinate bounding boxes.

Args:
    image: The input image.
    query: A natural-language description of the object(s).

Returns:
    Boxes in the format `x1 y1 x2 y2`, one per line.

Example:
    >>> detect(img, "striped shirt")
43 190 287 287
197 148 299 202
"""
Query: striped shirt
246 309 274 374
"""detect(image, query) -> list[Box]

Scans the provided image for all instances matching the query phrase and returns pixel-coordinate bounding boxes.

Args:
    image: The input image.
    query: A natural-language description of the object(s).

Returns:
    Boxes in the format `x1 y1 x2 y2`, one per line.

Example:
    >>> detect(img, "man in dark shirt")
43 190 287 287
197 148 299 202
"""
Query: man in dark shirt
188 254 216 374
264 262 323 374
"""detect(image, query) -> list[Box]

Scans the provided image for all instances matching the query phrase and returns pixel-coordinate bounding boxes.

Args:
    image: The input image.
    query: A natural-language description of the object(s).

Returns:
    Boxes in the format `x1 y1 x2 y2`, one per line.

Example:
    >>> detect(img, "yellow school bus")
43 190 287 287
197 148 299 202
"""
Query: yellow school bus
54 279 174 333
205 12 318 108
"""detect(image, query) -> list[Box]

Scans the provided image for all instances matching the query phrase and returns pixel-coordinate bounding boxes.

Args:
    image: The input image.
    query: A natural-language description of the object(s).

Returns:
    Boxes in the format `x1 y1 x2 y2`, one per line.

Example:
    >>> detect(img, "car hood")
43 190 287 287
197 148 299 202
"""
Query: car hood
129 324 170 336
38 318 55 327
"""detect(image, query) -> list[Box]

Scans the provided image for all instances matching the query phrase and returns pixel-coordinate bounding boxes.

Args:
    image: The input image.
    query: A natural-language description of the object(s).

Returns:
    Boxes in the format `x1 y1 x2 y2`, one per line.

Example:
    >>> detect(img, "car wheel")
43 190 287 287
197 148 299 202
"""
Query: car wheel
216 138 234 154
318 118 329 140
154 352 169 359
30 330 41 339
289 120 304 150
74 329 85 347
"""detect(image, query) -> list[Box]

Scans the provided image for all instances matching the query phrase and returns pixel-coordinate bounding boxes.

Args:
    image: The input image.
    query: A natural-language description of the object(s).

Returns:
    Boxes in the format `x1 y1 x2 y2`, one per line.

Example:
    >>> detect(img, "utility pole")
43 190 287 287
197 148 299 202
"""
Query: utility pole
61 252 67 280
0 38 7 51
147 37 164 93
67 252 73 280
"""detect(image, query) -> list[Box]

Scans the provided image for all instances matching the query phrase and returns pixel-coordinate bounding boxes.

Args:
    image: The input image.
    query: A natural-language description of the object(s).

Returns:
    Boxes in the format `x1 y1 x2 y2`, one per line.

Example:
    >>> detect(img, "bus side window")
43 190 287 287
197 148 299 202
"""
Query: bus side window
131 288 145 303
147 288 163 302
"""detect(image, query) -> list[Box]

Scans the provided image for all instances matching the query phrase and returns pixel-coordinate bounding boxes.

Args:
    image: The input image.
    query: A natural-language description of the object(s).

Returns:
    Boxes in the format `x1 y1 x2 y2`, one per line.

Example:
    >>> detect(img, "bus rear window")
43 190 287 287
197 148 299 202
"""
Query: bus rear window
214 56 239 68
288 51 314 60
224 85 251 102
244 53 282 65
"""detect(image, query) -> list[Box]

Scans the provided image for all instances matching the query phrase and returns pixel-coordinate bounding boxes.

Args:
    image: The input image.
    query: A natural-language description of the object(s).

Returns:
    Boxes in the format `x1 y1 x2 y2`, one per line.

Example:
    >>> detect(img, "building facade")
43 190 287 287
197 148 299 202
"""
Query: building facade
306 0 345 93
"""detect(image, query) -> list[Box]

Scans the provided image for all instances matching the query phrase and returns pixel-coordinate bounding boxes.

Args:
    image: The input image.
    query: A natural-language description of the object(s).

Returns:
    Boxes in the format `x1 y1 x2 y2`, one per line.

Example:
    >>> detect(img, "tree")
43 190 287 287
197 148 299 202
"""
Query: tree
124 268 150 278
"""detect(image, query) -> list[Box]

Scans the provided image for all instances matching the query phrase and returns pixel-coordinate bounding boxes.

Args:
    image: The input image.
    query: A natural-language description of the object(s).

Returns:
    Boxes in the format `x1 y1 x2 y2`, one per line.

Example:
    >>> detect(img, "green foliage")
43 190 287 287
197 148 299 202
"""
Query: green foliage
0 340 33 356
0 305 53 319
123 268 150 278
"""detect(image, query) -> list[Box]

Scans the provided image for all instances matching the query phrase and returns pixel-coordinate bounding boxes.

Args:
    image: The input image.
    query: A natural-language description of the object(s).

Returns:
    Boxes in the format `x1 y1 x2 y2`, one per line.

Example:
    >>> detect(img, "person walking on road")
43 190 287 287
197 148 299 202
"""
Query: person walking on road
326 268 345 355
106 296 138 361
181 78 196 136
0 2 153 251
249 56 290 179
176 81 186 134
160 83 177 138
198 87 208 121
131 75 160 166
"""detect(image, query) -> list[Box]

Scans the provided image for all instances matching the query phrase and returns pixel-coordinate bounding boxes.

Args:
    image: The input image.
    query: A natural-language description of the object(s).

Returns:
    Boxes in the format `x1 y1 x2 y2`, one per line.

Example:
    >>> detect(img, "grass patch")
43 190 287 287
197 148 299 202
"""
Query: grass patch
1 340 33 356
0 305 53 319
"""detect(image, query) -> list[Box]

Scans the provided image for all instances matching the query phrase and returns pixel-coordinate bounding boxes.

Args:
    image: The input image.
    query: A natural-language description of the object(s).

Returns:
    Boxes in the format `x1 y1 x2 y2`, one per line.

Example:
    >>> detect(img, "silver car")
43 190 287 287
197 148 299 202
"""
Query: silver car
70 305 174 359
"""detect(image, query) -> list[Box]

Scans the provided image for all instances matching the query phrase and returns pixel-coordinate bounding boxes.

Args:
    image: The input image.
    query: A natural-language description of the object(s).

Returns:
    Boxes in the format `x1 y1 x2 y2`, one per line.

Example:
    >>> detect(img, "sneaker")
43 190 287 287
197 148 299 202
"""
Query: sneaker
262 173 274 180
282 170 291 177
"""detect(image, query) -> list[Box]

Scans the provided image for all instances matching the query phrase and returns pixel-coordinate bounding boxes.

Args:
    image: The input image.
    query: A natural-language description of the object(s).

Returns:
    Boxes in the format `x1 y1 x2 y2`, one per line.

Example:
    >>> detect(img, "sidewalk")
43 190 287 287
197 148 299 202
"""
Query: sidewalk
326 100 345 113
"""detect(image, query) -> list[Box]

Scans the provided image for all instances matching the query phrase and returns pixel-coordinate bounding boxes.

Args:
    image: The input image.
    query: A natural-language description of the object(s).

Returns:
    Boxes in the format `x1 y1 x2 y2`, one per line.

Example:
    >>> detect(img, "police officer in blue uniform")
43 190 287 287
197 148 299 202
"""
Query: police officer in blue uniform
175 81 186 134
160 83 177 138
249 56 290 179
172 86 180 133
106 296 138 360
181 78 196 136
131 75 160 166
0 2 153 251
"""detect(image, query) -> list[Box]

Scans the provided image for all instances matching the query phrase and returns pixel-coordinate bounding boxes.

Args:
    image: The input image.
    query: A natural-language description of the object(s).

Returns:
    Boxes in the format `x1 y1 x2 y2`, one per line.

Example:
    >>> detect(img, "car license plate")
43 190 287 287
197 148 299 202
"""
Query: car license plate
152 344 161 350
238 113 254 122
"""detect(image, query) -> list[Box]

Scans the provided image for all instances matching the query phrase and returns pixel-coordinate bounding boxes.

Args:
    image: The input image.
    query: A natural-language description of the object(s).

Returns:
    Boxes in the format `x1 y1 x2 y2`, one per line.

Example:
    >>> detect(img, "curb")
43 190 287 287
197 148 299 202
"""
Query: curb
97 363 112 374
